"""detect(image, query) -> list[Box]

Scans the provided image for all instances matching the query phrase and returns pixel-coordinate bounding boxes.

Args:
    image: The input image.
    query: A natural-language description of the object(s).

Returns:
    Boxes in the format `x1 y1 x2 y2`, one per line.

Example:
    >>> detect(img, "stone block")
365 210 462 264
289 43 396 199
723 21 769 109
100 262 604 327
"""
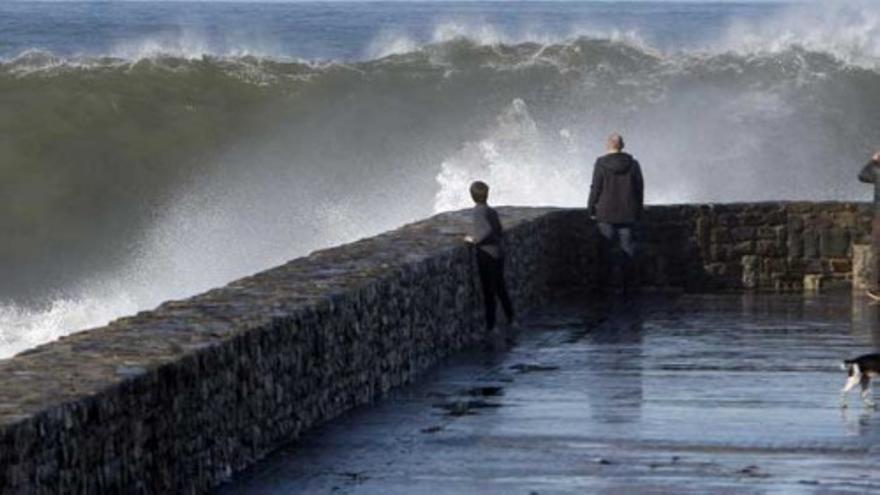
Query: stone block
820 228 850 258
833 211 858 228
733 240 756 256
705 262 726 276
853 244 875 291
803 274 824 292
764 258 788 274
804 259 824 274
715 213 739 227
786 203 816 214
756 226 777 239
741 255 759 289
696 215 711 254
756 240 780 257
828 259 852 274
803 230 820 259
787 230 804 259
709 244 731 262
774 225 787 246
711 228 733 244
763 209 787 225
731 226 756 242
785 257 805 274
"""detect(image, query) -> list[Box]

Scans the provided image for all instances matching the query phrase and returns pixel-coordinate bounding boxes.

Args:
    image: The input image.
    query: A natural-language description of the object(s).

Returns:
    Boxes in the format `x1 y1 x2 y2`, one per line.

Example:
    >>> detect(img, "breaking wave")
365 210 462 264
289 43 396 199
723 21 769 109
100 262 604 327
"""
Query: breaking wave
2 0 880 357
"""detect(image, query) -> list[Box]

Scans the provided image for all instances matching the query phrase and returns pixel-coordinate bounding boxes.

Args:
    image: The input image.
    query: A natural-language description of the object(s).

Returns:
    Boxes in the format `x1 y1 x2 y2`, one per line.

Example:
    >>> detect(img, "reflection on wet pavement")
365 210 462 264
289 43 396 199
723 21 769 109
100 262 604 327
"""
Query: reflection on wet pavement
218 293 880 494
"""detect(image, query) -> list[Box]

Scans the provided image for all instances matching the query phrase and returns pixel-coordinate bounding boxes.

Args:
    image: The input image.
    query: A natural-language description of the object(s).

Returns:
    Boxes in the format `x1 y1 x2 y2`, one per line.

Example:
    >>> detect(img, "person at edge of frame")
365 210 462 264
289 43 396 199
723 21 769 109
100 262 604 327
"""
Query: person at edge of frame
858 150 880 299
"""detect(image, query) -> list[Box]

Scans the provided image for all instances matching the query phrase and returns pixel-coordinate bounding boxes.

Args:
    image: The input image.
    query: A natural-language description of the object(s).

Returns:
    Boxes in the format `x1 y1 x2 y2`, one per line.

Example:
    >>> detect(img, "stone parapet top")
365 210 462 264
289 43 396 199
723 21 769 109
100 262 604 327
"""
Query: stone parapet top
0 207 559 428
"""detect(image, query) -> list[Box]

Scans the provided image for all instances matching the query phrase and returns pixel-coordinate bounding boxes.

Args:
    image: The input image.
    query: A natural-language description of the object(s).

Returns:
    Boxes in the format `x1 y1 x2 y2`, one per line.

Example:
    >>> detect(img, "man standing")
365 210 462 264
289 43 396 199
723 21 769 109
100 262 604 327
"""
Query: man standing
588 133 645 295
858 150 880 298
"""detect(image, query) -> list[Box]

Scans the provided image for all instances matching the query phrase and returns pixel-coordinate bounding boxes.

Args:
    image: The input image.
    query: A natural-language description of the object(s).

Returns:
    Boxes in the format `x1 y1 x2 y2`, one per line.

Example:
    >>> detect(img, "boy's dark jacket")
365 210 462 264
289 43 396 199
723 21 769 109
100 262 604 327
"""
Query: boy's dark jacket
588 152 644 224
470 203 503 259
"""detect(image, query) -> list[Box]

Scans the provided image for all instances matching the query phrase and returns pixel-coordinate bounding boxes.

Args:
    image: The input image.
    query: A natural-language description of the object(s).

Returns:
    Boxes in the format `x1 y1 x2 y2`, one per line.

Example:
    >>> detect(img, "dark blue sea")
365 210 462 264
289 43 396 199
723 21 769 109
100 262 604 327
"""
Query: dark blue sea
0 1 782 61
1 1 879 355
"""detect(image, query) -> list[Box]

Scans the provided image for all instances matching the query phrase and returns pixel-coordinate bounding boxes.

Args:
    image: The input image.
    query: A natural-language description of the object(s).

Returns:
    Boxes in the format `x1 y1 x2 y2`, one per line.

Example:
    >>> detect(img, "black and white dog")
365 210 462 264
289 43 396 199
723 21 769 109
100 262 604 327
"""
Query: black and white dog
841 353 880 408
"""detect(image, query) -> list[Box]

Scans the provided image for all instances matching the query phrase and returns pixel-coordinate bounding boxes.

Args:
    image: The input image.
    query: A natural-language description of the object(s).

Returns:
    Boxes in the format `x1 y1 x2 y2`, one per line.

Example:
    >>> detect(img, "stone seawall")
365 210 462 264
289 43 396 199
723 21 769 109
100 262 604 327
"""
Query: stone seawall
0 202 871 494
637 202 873 291
536 202 873 293
0 208 581 494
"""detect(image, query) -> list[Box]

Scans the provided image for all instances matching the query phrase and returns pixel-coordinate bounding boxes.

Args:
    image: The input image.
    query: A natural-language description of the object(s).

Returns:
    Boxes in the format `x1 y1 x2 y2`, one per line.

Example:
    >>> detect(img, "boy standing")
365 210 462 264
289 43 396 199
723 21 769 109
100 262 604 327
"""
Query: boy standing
464 181 515 334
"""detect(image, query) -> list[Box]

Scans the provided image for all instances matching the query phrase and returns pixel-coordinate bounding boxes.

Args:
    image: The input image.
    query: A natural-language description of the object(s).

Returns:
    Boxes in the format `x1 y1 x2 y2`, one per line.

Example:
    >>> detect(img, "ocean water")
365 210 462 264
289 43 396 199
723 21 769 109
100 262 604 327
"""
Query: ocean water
1 0 879 357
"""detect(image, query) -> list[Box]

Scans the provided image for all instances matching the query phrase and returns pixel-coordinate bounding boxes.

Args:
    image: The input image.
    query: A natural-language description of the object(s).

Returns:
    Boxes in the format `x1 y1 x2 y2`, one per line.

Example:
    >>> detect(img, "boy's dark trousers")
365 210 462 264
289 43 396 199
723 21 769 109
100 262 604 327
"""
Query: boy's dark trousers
476 249 514 331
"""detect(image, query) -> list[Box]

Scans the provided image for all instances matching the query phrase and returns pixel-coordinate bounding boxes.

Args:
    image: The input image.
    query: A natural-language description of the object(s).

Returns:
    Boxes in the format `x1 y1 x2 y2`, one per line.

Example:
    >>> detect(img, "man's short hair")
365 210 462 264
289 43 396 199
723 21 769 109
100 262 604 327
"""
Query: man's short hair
608 133 625 151
470 181 490 203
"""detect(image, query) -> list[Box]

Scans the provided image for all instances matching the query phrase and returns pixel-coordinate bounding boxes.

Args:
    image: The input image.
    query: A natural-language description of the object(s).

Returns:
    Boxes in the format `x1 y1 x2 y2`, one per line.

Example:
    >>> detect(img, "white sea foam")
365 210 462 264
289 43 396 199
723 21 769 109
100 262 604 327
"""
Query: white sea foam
364 20 651 61
108 23 291 61
366 32 420 60
719 0 880 69
111 31 215 61
434 99 588 212
0 290 138 358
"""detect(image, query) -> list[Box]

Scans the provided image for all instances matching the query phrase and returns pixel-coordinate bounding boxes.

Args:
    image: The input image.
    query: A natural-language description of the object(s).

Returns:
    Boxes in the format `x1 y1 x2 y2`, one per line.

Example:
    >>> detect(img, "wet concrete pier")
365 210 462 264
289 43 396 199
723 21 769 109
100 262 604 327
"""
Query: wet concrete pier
219 293 880 494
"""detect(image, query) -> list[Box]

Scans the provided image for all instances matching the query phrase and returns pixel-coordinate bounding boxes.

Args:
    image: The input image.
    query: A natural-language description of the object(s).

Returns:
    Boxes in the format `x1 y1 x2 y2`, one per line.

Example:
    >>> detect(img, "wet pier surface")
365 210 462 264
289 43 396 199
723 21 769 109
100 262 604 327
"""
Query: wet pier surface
219 293 880 494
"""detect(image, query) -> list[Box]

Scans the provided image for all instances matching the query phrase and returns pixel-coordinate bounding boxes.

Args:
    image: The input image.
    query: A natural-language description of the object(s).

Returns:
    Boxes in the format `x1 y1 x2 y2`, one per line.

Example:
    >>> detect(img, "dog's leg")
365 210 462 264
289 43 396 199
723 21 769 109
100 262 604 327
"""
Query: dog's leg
861 376 876 408
841 375 861 407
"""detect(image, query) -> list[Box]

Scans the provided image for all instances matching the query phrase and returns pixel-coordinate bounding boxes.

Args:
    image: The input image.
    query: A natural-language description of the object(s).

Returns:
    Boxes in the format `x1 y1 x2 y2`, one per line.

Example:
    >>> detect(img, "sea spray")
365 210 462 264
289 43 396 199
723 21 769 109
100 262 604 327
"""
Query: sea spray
434 99 587 212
